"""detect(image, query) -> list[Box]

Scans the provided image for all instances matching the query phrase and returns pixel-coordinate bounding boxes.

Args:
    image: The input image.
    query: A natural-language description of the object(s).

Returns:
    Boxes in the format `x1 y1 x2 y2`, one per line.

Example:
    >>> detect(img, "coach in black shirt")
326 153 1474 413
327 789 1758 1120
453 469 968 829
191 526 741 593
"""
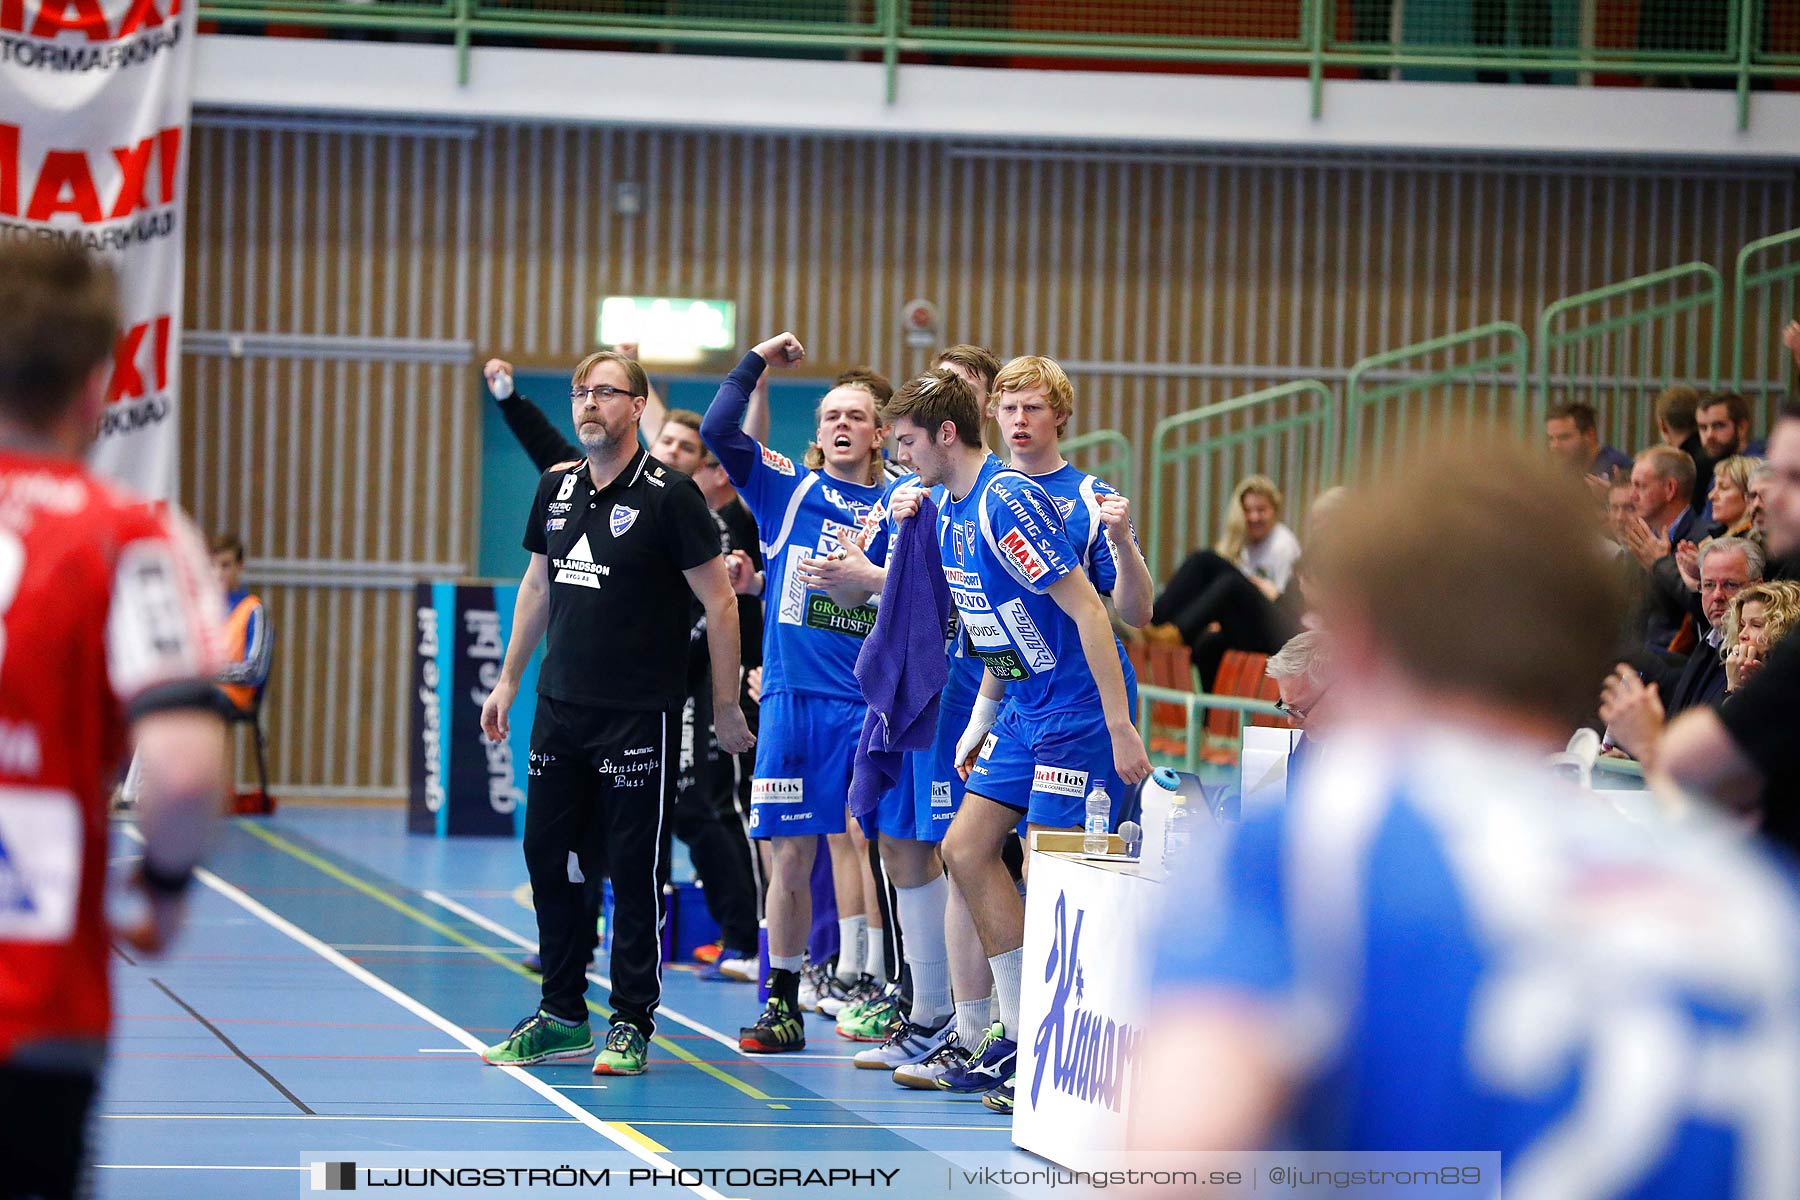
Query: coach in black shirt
479 349 752 1077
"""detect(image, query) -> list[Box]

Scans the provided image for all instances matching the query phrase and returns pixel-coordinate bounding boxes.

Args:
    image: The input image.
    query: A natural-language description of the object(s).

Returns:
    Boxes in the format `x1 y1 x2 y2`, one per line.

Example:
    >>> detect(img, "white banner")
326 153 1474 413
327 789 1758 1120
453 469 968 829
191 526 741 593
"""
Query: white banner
1015 852 1162 1164
2 0 198 500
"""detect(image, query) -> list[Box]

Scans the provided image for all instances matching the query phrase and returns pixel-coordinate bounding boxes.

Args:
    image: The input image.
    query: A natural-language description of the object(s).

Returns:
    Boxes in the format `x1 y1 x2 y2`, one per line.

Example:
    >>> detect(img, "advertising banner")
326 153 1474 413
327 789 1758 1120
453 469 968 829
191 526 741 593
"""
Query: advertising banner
3 0 200 498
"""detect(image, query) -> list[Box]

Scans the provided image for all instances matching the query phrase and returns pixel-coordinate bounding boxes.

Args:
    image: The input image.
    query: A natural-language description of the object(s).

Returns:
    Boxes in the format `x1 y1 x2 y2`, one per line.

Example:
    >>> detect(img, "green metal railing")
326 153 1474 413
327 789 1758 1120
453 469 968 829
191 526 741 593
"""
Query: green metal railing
1144 381 1335 581
1345 322 1529 481
1135 684 1281 776
1060 429 1134 500
1535 263 1722 456
195 0 1800 120
1730 227 1800 427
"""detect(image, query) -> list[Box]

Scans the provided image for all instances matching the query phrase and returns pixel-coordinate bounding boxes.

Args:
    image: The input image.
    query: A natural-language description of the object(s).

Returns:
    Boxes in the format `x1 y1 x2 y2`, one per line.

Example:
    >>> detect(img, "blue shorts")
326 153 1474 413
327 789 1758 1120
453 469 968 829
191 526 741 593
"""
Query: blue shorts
748 692 861 839
966 705 1126 829
870 682 975 843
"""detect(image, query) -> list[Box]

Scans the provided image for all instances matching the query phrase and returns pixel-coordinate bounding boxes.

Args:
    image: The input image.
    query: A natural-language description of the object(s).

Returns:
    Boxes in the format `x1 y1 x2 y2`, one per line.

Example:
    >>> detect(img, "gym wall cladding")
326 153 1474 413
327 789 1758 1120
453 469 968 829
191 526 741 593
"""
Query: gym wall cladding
179 117 1799 794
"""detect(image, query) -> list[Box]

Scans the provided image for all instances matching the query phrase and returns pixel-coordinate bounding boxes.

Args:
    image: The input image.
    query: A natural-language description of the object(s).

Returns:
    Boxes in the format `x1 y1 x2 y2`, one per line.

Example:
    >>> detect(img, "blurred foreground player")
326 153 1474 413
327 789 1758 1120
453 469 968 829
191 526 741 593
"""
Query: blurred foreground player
0 244 227 1200
1134 441 1800 1198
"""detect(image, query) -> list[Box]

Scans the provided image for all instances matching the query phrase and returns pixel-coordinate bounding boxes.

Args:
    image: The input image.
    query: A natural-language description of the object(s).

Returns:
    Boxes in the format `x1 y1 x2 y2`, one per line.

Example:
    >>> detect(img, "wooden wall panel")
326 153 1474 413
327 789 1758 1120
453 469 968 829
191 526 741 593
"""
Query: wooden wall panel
180 117 1800 793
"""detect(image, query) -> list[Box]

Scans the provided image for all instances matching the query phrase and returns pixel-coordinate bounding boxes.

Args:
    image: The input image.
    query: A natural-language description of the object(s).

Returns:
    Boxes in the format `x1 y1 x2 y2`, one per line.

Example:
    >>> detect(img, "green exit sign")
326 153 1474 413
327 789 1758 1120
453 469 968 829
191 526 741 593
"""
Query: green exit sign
597 296 736 364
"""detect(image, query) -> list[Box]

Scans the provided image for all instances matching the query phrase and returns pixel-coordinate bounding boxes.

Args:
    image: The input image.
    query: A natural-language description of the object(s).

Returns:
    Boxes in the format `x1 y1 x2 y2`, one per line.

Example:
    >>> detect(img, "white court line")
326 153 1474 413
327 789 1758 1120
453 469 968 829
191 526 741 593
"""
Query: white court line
419 888 753 1059
334 943 519 954
97 1165 306 1172
120 830 727 1200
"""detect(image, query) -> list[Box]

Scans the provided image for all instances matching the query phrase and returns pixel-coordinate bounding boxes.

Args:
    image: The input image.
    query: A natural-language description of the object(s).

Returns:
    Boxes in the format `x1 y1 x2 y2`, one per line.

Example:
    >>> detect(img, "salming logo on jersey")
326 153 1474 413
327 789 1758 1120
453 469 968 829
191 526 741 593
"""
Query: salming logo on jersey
553 533 612 590
940 456 1104 718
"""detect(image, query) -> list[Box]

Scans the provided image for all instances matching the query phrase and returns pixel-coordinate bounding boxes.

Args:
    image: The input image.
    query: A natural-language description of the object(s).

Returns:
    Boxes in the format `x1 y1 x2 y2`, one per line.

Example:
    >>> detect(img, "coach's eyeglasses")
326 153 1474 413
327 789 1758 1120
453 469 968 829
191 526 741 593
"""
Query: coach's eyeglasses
570 384 643 403
1273 683 1329 723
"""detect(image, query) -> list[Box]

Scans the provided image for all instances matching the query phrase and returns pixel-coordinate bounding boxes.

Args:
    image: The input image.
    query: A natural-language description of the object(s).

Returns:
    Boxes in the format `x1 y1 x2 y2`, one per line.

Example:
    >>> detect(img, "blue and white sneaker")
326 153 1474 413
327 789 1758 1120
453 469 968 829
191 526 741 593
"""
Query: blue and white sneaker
852 1015 952 1070
935 1021 1016 1095
893 1031 968 1089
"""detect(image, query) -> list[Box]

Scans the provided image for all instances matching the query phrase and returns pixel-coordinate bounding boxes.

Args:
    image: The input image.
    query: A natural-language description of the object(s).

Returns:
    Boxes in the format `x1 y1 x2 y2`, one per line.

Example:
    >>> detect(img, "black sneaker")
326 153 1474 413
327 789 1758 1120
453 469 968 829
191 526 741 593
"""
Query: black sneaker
739 996 807 1053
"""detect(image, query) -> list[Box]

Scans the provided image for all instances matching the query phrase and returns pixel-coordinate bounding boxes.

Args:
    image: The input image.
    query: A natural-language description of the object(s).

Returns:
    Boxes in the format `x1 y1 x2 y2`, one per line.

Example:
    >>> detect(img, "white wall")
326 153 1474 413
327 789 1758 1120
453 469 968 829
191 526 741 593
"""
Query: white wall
195 35 1800 161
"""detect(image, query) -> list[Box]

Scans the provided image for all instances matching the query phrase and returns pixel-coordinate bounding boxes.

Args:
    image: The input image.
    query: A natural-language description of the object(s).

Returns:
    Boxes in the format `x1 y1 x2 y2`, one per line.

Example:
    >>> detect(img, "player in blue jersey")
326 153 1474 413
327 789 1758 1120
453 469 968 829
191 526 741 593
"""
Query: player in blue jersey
1133 442 1800 1197
797 347 1010 1073
990 356 1153 634
700 332 894 1054
886 368 1152 1113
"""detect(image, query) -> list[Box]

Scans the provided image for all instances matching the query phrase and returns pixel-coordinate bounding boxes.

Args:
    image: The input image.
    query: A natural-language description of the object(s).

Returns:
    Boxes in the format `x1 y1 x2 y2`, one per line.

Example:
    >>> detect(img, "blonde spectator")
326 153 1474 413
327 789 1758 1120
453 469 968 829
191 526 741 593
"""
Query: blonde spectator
1721 580 1800 695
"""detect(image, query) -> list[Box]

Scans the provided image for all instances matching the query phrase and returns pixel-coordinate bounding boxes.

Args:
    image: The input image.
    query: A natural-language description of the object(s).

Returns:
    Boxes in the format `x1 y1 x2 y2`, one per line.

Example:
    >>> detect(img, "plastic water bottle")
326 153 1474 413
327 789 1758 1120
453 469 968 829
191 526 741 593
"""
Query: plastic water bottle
1163 794 1192 866
1083 782 1111 855
1137 767 1181 874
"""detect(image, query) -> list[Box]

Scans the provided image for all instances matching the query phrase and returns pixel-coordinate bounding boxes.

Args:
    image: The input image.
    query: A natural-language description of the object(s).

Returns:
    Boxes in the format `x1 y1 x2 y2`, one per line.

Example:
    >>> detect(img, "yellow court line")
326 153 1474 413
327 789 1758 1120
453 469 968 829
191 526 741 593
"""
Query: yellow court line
235 823 773 1103
608 1123 670 1154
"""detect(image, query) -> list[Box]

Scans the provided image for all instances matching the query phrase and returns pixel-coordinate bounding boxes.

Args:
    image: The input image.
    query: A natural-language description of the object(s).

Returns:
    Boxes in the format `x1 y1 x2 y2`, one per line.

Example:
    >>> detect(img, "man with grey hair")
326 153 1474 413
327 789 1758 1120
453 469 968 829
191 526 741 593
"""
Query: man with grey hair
1600 535 1762 760
1264 630 1334 795
1620 444 1702 654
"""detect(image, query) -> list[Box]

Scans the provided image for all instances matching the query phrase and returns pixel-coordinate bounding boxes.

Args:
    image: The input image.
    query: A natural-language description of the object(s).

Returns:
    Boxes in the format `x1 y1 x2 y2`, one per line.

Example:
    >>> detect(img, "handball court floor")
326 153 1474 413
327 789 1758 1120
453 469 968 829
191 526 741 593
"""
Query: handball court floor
99 806 1035 1199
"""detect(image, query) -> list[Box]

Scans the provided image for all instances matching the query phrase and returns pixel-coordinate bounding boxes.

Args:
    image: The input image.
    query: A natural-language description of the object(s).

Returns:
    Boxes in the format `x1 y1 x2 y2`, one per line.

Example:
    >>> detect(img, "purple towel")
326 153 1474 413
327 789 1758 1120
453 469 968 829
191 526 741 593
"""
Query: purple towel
848 494 952 824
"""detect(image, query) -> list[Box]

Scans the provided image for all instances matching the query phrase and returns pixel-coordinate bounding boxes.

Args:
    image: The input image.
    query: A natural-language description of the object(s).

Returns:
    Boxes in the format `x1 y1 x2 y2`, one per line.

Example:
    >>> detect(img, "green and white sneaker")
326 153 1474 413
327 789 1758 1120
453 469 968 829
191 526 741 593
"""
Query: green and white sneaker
819 974 881 1019
592 1023 648 1076
836 992 902 1042
482 1012 594 1066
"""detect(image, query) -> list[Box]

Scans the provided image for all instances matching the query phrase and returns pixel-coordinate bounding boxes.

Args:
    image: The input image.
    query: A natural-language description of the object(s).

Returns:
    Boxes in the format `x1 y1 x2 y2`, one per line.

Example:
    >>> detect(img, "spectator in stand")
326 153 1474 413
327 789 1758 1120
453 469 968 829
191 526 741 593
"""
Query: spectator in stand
1599 536 1762 760
1720 580 1800 697
1545 400 1632 481
1745 460 1797 581
1134 439 1800 1188
1649 454 1763 635
1616 445 1699 654
1602 577 1800 769
1652 399 1800 860
1706 454 1760 537
1655 383 1714 512
1696 392 1765 466
1147 475 1303 687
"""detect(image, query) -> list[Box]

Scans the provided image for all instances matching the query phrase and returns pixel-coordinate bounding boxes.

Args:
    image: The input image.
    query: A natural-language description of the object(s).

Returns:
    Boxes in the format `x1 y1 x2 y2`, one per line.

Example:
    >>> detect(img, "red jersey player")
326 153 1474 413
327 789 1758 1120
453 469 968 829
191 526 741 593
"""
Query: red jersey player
0 244 226 1200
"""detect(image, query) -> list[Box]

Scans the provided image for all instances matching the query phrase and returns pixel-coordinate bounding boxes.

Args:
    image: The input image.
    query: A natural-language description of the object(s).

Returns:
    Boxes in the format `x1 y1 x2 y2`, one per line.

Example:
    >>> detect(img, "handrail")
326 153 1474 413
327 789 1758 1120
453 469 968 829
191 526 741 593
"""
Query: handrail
1144 381 1334 581
1730 226 1800 399
1060 429 1135 500
1135 683 1282 776
1344 321 1528 481
1534 262 1723 454
192 0 1798 125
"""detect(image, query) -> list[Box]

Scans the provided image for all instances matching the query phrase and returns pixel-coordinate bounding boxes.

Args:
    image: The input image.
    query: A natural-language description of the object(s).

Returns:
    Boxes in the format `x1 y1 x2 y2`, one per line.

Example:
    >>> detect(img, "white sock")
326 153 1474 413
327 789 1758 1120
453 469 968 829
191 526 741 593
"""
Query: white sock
837 915 867 983
865 926 887 983
770 953 802 973
894 875 951 1024
989 948 1024 1036
955 997 991 1042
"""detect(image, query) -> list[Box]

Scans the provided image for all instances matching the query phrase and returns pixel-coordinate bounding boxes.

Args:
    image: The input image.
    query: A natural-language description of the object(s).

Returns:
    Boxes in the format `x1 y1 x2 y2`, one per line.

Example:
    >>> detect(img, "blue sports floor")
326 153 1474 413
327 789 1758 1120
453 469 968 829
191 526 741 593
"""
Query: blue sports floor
98 807 1035 1198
